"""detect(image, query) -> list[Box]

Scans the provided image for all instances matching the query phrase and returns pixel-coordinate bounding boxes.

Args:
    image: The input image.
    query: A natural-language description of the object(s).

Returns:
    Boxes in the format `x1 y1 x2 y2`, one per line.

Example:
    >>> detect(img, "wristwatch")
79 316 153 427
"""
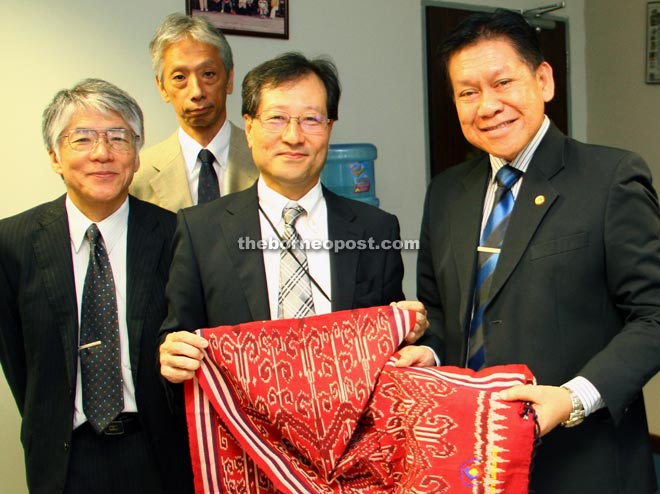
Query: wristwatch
560 386 585 428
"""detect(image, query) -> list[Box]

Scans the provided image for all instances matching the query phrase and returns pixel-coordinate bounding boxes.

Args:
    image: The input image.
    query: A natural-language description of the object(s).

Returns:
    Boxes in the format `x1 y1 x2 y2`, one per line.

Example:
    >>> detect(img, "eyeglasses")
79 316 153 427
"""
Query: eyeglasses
60 128 138 152
253 111 332 135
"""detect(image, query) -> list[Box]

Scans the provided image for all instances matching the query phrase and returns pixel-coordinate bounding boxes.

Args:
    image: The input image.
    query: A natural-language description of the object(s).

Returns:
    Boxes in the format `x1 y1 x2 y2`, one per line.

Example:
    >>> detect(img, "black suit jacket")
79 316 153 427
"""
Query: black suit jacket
0 195 193 494
417 124 660 494
161 184 405 334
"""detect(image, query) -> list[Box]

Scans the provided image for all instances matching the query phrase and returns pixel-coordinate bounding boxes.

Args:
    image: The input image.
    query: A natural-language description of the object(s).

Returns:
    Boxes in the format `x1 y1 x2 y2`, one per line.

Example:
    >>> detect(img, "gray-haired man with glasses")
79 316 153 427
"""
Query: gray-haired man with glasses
159 52 429 388
0 78 193 494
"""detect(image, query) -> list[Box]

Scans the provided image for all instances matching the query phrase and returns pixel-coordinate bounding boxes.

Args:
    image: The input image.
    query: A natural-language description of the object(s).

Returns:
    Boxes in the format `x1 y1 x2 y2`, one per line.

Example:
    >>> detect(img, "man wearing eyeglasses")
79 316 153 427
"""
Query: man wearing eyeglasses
130 13 258 212
0 79 193 494
159 52 428 385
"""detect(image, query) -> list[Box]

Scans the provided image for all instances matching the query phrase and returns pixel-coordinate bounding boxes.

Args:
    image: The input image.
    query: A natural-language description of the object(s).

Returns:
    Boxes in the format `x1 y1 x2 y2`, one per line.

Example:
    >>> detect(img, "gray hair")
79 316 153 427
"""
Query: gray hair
149 13 234 82
42 78 144 155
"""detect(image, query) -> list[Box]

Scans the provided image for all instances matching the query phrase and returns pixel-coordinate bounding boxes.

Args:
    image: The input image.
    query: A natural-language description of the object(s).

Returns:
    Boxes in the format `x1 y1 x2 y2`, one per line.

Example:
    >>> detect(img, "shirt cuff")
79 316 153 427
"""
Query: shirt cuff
419 345 441 366
563 376 606 416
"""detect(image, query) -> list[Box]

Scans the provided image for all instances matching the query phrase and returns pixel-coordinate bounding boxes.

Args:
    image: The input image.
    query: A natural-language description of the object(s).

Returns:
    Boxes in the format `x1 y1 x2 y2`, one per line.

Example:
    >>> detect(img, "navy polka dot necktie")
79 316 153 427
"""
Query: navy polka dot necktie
79 224 124 432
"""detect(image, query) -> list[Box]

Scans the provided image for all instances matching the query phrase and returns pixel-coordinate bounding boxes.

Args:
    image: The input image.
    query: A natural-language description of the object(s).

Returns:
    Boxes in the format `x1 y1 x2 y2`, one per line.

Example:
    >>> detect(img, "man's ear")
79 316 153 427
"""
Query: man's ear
537 61 555 103
49 149 63 176
244 114 254 149
156 76 170 103
226 68 235 95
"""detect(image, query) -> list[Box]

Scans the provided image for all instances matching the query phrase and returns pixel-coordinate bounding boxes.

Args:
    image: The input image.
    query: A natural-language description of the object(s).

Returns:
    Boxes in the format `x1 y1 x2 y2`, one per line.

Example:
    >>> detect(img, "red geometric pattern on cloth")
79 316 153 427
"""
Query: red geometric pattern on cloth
185 306 537 494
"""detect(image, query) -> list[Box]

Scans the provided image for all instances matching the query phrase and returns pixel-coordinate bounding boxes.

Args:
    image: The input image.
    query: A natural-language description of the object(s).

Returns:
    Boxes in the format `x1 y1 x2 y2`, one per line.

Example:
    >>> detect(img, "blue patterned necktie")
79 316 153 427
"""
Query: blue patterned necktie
278 202 315 319
198 148 219 203
467 165 522 370
79 224 124 432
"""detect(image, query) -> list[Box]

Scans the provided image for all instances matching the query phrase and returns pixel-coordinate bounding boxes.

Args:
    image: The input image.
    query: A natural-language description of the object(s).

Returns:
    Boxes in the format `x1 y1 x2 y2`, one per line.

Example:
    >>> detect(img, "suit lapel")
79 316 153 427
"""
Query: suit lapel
452 159 490 329
489 124 565 301
32 196 79 393
125 198 163 383
325 188 363 311
222 185 271 320
149 132 193 210
220 186 360 317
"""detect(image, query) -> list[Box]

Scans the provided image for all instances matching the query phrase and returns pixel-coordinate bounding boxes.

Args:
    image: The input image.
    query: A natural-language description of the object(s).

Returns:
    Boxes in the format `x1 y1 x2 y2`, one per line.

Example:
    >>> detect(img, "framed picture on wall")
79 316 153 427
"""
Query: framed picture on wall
187 0 289 39
646 1 660 83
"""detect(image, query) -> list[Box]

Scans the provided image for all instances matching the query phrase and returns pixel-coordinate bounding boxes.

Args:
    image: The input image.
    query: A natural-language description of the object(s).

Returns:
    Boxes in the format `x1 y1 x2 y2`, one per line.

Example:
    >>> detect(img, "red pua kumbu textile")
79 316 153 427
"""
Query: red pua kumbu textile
185 305 537 493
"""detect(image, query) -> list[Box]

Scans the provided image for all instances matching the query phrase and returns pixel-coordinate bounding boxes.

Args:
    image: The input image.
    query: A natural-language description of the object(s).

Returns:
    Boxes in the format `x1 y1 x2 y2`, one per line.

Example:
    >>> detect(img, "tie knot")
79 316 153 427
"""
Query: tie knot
495 165 522 190
282 202 305 227
85 224 101 246
198 149 216 166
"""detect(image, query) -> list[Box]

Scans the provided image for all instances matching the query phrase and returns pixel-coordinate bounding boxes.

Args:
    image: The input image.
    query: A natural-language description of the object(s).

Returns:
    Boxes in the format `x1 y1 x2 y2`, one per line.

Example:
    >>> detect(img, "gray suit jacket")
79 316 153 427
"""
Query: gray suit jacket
130 121 258 212
416 123 660 494
0 196 193 494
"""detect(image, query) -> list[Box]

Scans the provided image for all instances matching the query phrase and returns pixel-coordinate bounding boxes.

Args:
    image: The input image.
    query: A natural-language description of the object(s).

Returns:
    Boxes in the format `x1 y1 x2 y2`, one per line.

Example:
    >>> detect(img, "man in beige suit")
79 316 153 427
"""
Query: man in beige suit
131 13 258 212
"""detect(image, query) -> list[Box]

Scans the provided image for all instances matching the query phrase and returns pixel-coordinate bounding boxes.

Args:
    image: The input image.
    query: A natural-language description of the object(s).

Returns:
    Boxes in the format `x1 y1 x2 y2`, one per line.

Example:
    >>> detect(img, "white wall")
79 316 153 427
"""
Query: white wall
0 1 591 492
585 0 660 437
586 0 660 174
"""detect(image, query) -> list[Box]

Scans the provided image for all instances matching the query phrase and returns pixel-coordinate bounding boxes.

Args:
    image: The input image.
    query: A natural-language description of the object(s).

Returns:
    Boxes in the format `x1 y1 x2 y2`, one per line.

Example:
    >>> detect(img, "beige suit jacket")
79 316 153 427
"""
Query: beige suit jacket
130 121 258 212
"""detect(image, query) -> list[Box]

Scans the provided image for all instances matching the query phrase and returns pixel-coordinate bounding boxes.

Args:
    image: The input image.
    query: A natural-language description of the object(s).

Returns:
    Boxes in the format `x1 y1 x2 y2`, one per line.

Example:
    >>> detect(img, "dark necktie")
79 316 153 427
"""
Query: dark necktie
79 224 124 432
278 202 315 319
468 165 522 370
198 148 219 203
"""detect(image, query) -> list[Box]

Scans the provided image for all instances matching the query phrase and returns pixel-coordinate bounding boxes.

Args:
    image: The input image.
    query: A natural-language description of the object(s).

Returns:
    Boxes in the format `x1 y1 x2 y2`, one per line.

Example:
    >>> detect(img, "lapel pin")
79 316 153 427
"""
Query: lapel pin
534 195 545 206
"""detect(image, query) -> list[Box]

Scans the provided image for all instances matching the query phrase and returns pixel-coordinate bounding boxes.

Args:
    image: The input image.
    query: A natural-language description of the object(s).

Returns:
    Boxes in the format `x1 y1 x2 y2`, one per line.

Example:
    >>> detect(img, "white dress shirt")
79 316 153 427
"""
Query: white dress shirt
257 178 332 318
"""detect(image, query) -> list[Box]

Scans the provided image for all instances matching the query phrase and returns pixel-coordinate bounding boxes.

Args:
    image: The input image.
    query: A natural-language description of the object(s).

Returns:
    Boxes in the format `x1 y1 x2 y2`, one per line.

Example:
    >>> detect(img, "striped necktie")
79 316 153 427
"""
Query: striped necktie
79 224 124 432
467 165 522 370
198 148 219 203
278 202 315 319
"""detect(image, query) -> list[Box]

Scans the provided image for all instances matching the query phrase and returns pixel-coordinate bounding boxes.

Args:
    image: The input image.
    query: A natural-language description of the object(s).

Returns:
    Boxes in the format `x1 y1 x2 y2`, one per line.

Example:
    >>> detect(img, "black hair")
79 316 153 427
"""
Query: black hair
438 9 544 80
242 52 341 121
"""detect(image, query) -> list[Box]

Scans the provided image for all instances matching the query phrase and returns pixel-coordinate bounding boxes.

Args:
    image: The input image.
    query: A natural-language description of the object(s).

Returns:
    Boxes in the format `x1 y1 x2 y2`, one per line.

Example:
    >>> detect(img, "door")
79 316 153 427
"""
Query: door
425 5 569 177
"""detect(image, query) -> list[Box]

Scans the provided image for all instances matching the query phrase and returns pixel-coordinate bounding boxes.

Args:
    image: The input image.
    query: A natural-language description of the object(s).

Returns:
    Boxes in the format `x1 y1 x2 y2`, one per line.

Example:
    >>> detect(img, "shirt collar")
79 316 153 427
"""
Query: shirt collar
66 195 129 254
489 115 550 180
257 178 323 225
179 119 231 173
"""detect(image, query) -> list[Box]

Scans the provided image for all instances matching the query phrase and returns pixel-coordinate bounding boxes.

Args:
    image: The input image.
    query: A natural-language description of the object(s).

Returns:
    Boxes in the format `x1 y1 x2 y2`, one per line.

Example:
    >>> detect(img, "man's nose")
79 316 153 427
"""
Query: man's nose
281 118 305 143
477 88 503 117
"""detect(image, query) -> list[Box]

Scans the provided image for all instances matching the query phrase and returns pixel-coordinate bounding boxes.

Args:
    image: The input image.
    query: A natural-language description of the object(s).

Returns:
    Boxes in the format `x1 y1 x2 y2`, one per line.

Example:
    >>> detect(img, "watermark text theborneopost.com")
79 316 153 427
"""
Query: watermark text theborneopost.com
237 237 419 253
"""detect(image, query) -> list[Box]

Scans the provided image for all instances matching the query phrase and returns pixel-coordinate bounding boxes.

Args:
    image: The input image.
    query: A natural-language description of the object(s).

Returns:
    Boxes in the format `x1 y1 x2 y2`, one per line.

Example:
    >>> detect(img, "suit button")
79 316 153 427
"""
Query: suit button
63 441 70 452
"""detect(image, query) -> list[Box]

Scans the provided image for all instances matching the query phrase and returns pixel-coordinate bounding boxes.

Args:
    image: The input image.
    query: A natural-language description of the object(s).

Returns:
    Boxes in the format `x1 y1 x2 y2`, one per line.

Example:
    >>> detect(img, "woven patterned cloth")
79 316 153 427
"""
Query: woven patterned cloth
185 306 537 494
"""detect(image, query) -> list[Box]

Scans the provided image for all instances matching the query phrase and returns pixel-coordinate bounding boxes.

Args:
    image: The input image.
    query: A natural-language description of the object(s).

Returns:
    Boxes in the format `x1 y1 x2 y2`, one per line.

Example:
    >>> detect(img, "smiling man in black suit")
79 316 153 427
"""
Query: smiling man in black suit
0 79 192 494
159 52 428 385
405 9 660 494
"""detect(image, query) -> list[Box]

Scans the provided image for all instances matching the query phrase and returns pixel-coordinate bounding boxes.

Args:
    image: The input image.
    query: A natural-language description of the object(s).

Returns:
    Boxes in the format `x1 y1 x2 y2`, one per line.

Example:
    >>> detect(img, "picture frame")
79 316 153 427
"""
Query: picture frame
186 0 289 40
646 2 660 83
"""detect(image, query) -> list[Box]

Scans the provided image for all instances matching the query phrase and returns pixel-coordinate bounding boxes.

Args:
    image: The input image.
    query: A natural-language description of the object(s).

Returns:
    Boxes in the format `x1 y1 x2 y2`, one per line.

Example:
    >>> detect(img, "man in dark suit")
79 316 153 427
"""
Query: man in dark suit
159 52 428 385
405 10 660 494
0 79 192 494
